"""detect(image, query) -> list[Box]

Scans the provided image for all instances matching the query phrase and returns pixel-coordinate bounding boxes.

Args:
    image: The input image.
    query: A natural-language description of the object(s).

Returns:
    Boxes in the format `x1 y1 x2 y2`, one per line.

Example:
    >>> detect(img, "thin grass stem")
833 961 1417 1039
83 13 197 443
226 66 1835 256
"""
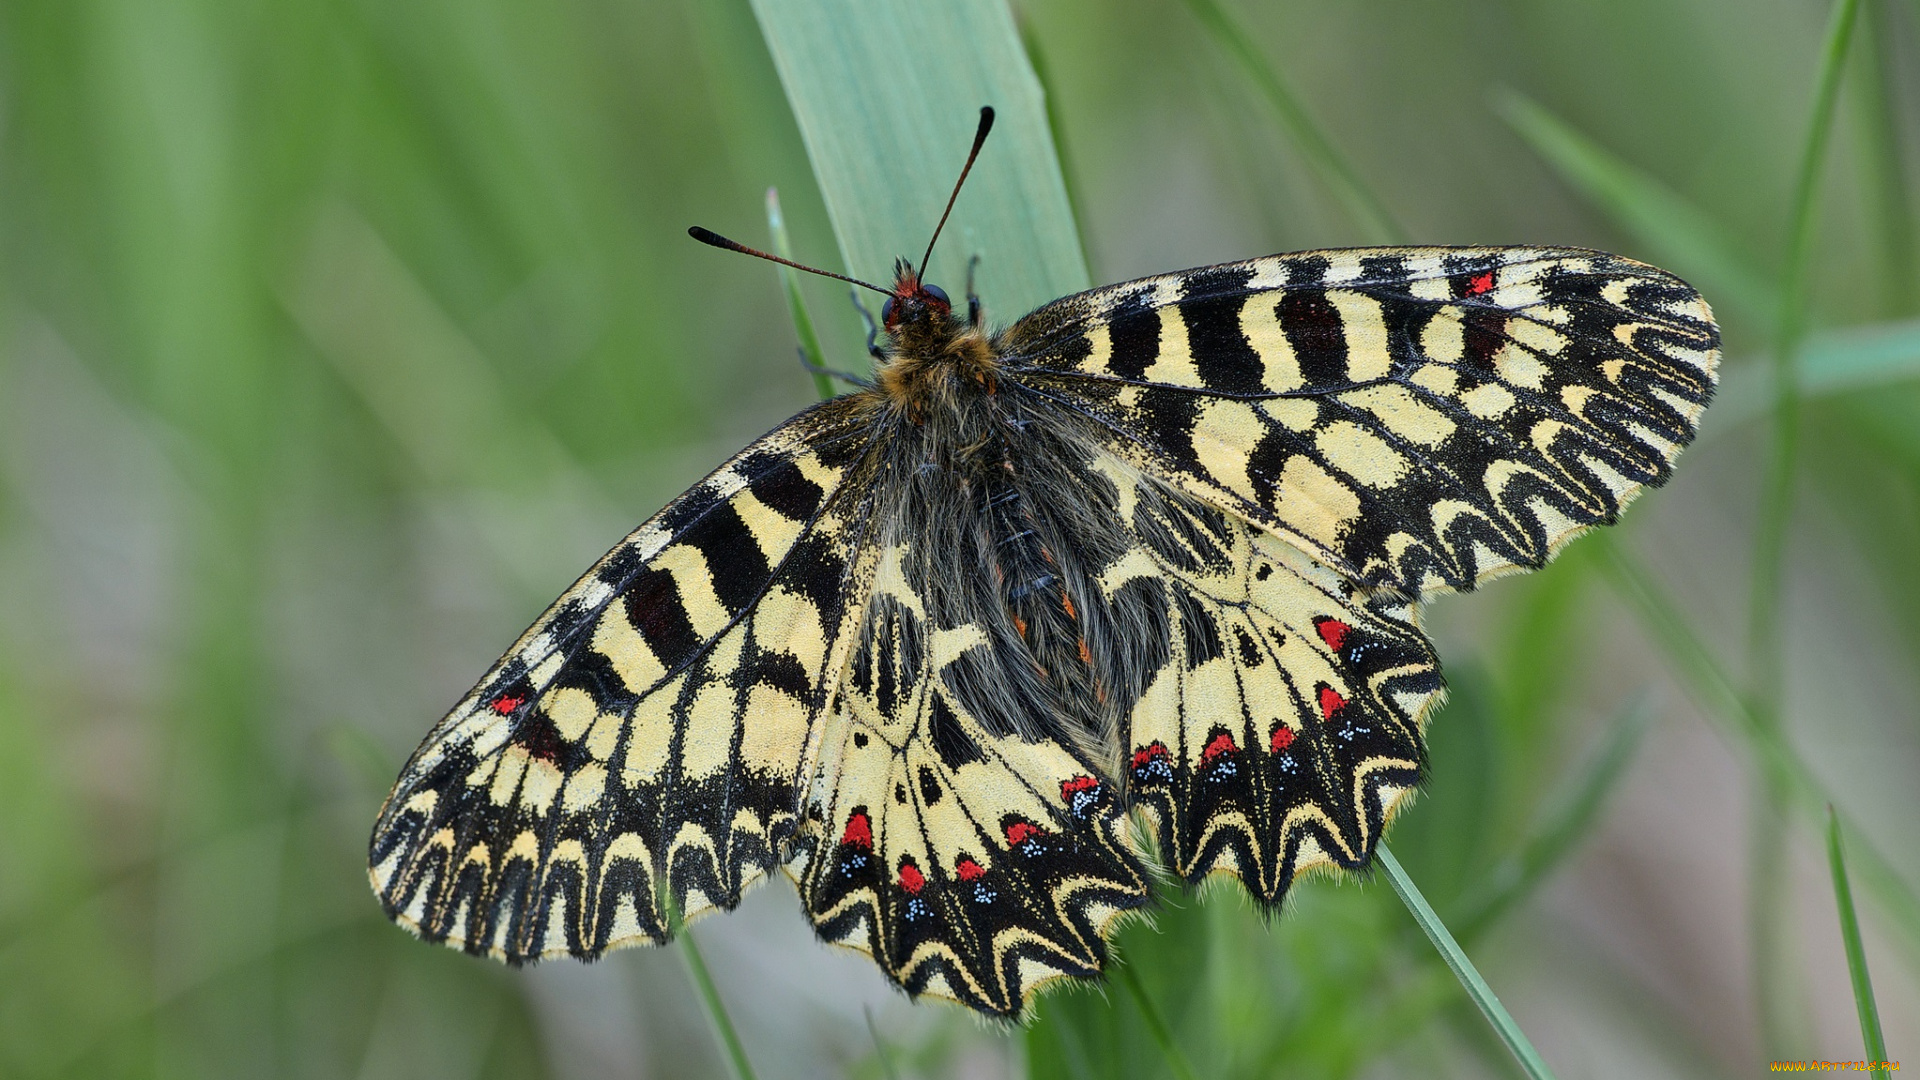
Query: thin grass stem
1595 539 1920 975
1114 960 1199 1080
1748 7 1861 1034
1827 808 1893 1080
1850 0 1919 316
666 891 757 1080
1749 0 1861 723
1378 846 1558 1080
766 187 836 402
1179 0 1406 244
862 1006 901 1080
679 926 759 1080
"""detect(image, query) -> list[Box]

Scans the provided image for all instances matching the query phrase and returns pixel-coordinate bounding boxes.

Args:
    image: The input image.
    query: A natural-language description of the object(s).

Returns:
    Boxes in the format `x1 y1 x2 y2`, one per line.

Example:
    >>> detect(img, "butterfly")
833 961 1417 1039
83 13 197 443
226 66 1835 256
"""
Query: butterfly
368 107 1718 1017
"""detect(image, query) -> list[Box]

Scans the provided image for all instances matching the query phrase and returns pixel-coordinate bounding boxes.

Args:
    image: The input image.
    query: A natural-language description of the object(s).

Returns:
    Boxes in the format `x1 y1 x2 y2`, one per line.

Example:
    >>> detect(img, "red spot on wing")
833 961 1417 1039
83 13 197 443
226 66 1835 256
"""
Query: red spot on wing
1077 638 1092 665
1132 743 1166 769
1061 775 1099 796
1319 686 1348 720
1062 593 1078 620
898 862 925 894
1005 821 1040 845
1467 271 1494 296
840 812 873 850
956 857 986 882
490 694 525 715
1271 726 1295 752
1316 619 1351 652
1202 732 1239 763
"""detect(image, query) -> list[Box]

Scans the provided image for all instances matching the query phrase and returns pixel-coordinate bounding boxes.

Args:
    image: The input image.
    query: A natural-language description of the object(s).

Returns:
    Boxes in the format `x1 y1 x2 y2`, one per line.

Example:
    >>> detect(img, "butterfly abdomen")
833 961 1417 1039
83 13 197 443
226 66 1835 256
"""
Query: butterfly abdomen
868 382 1134 768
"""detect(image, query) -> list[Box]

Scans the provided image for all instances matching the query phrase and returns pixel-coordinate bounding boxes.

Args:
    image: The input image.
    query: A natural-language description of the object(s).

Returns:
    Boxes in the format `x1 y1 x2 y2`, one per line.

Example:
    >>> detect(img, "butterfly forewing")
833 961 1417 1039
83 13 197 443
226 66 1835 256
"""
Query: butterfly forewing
369 397 878 960
1000 247 1718 598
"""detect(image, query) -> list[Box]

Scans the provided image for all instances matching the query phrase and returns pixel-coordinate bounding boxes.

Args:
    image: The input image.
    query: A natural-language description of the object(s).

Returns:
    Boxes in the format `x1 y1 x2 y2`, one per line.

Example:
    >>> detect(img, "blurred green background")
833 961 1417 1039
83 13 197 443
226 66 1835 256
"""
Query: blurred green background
2 0 1918 1077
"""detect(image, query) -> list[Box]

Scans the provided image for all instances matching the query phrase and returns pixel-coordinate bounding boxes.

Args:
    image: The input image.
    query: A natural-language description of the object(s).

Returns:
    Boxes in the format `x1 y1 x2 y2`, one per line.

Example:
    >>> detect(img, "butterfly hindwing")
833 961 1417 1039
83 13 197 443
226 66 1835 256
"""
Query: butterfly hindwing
369 398 876 961
794 471 1151 1017
1091 451 1440 899
1000 247 1718 597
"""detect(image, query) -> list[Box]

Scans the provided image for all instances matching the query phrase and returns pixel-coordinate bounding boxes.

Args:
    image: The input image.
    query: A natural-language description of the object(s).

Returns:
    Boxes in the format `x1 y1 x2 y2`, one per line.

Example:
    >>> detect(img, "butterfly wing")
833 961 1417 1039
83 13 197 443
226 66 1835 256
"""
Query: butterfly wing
992 245 1714 901
998 247 1719 598
369 397 881 961
1087 450 1441 901
792 535 1151 1017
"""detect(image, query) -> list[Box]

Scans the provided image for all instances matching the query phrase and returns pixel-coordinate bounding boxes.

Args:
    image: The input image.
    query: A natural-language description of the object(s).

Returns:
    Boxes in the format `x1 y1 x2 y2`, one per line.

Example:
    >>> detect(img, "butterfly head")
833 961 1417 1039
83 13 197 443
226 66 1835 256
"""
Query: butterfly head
872 258 996 419
881 259 955 335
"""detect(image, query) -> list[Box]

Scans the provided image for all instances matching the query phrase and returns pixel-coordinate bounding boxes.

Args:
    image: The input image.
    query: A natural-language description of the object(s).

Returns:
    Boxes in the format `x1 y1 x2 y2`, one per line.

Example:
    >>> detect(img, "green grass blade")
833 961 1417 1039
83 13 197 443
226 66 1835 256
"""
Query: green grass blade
1015 20 1089 260
1494 90 1776 328
679 926 759 1080
1826 808 1892 1080
1850 0 1918 316
1454 697 1654 941
1747 0 1863 1053
1377 846 1558 1080
747 0 1089 317
1113 959 1199 1080
765 186 837 401
1180 0 1406 244
1595 539 1920 975
1704 317 1920 435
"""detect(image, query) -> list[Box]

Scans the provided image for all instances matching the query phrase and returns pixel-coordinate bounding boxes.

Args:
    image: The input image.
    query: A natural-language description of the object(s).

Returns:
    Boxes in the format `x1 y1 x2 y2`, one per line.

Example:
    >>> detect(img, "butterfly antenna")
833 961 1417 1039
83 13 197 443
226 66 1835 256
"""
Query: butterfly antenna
916 106 995 281
687 226 893 296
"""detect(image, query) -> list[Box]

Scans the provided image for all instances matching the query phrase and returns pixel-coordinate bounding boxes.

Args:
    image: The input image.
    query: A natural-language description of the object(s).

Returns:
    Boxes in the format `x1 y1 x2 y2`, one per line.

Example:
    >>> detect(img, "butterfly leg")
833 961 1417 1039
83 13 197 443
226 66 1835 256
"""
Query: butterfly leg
851 288 888 362
795 347 875 390
965 255 982 327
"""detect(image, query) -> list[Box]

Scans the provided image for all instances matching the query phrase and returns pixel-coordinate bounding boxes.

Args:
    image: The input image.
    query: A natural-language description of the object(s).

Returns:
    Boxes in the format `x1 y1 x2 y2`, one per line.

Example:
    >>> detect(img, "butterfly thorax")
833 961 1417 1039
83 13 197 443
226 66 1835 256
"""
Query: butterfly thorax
873 265 998 422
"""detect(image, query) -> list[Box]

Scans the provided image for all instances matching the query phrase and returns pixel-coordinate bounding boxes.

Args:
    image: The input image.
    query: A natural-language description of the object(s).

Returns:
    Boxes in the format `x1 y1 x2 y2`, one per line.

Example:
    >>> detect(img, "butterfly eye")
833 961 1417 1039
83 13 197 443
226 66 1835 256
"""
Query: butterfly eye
923 284 950 306
880 297 895 325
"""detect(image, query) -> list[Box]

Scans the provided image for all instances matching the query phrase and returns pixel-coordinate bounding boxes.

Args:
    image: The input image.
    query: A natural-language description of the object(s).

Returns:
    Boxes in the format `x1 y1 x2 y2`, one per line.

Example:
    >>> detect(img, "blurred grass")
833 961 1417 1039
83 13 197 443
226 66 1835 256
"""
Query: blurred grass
3 1 1919 1079
1748 0 1863 1054
1377 847 1556 1080
1496 91 1780 328
763 187 835 402
748 0 1088 314
1828 808 1892 1080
